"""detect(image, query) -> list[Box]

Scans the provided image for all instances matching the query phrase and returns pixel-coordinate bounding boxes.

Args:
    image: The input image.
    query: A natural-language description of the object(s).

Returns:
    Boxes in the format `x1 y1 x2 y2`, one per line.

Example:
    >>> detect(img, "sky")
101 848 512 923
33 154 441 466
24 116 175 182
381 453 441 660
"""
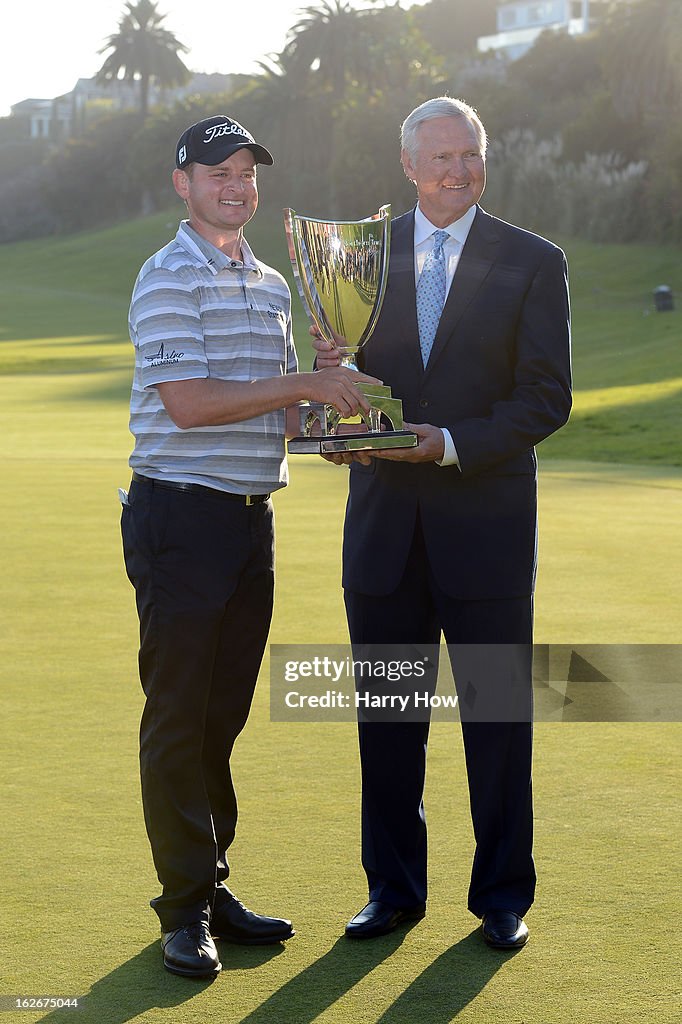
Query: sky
2 0 429 118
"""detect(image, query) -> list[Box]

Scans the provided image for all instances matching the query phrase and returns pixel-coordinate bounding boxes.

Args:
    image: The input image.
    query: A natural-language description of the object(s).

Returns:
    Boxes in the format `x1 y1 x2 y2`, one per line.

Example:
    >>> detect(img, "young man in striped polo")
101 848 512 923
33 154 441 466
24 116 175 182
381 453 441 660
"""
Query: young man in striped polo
121 115 377 978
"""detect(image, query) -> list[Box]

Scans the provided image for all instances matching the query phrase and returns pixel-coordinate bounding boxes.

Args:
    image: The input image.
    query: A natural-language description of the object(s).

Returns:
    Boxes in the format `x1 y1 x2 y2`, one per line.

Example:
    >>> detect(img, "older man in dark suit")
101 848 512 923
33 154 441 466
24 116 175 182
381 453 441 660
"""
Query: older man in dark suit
313 96 572 948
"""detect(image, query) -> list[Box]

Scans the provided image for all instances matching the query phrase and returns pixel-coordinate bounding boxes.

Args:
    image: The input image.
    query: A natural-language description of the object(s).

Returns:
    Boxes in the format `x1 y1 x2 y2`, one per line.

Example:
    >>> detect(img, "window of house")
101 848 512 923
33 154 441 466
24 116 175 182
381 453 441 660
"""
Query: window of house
527 2 558 25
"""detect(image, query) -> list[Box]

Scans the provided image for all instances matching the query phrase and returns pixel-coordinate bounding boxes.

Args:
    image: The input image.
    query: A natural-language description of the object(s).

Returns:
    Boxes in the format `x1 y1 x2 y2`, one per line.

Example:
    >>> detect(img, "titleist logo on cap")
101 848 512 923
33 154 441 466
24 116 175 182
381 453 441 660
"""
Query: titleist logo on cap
175 115 274 168
203 121 253 144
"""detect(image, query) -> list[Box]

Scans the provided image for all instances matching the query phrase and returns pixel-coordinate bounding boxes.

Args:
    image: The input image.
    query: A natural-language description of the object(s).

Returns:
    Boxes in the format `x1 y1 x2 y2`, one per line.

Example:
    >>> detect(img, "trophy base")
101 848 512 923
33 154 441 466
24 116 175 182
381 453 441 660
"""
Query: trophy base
288 430 418 455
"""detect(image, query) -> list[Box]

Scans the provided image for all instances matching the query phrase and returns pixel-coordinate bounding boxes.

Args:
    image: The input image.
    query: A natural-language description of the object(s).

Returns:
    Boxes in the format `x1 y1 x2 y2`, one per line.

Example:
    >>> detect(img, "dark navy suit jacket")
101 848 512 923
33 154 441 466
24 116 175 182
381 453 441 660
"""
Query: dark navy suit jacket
343 205 572 600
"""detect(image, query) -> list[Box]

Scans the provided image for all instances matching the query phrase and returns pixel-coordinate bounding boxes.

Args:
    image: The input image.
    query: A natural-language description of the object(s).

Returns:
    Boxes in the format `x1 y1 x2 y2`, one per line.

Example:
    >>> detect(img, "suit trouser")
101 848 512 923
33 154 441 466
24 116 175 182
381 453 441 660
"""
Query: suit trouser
344 521 535 918
121 476 274 931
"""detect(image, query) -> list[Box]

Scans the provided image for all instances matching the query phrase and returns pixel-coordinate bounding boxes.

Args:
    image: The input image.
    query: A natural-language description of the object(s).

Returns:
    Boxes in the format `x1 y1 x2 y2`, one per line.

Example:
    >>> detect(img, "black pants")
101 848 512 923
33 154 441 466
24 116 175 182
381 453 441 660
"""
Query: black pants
344 521 535 918
121 477 274 931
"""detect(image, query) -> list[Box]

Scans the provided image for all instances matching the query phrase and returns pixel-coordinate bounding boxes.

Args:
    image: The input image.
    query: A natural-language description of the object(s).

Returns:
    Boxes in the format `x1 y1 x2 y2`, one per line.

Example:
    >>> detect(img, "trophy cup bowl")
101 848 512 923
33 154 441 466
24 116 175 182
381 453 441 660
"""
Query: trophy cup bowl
283 205 418 454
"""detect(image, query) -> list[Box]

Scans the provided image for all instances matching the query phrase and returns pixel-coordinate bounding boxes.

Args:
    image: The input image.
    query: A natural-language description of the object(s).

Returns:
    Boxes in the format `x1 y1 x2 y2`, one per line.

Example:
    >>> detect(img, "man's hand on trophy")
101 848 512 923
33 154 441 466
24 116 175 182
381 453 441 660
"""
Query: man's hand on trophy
323 422 442 466
322 452 373 467
321 424 374 467
310 326 342 369
304 367 381 419
370 422 445 463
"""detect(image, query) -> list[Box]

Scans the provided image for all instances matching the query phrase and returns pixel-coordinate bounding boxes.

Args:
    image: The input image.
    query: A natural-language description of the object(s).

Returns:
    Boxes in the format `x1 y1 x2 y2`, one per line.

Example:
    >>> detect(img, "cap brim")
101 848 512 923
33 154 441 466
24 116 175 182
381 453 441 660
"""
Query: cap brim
198 141 274 167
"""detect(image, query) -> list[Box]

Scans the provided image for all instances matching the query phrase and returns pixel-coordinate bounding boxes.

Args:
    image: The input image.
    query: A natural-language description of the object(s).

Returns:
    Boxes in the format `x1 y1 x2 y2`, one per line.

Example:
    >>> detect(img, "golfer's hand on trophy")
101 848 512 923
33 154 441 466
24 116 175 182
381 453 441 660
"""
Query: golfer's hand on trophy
304 362 382 420
310 329 445 466
307 329 366 464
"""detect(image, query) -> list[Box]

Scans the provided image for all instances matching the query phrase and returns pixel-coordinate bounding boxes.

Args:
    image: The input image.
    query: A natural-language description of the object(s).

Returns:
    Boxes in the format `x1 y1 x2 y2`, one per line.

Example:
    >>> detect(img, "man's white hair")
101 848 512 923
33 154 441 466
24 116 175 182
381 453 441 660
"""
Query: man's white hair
401 96 487 160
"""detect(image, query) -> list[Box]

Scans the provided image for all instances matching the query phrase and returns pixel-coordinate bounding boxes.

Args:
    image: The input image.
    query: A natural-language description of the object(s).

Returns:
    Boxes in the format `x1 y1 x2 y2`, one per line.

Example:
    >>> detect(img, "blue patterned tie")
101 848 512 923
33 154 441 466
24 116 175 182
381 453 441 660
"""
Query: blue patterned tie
417 229 449 366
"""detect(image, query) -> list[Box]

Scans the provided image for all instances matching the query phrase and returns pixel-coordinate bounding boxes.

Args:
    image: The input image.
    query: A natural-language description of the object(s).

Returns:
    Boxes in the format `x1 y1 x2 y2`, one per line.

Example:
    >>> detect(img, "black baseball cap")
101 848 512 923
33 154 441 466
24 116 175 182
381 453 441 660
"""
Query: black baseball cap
175 115 274 169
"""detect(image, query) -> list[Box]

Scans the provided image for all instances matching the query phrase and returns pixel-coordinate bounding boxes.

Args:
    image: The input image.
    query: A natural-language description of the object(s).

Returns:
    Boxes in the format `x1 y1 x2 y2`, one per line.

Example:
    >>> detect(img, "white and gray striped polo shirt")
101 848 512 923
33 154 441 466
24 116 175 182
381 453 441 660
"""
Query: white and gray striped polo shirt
128 220 298 494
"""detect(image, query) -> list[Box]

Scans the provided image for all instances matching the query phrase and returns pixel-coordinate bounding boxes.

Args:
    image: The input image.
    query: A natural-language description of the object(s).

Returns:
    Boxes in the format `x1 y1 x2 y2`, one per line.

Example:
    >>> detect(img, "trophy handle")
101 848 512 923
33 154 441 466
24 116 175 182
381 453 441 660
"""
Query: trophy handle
356 204 391 352
283 207 321 333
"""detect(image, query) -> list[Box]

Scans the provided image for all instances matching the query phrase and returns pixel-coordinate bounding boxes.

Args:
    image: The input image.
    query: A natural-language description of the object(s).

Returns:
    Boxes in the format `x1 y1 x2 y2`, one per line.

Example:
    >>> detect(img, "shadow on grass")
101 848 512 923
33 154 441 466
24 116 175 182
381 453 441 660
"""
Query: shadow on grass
35 928 519 1023
236 927 517 1024
37 940 285 1024
376 931 522 1023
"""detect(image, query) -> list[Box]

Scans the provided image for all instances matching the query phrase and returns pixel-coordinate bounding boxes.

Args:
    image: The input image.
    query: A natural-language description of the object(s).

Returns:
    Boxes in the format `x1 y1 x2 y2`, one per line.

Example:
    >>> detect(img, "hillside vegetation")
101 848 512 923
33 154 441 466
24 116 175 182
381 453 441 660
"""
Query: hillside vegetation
0 209 680 465
4 1 681 250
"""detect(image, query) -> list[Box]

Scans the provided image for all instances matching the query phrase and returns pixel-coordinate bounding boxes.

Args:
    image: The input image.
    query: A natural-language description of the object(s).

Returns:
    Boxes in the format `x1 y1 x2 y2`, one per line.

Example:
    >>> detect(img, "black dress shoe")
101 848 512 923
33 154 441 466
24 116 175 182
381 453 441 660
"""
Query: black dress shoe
481 910 529 949
345 900 426 940
161 922 221 977
211 890 294 945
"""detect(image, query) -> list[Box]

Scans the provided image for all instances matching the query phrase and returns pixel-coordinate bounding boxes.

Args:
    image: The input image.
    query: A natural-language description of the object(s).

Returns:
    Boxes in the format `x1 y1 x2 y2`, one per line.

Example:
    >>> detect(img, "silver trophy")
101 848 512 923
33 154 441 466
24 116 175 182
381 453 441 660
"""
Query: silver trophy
284 205 417 454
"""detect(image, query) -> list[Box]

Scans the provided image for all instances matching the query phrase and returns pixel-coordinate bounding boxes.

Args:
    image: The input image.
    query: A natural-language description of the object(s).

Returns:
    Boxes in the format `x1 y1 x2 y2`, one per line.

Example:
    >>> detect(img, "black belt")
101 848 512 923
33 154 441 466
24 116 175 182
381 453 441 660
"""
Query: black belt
131 472 270 505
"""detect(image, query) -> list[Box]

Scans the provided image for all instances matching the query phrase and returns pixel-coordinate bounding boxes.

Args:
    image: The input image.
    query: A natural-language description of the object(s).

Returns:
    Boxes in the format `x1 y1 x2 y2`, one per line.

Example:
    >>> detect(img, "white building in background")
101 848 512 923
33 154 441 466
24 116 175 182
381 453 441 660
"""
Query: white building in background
11 79 144 141
478 0 610 61
9 97 71 140
9 73 235 141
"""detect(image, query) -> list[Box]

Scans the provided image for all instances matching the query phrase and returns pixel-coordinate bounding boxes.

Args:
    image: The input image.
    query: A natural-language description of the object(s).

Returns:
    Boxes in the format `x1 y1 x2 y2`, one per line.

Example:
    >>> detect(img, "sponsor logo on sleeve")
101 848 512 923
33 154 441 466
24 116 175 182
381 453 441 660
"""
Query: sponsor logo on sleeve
144 343 185 367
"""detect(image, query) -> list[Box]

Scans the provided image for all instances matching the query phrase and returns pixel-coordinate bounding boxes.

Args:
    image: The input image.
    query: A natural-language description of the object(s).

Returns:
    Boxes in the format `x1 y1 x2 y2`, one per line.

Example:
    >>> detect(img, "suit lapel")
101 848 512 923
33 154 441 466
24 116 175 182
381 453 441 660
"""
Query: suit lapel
382 210 423 377
422 207 500 381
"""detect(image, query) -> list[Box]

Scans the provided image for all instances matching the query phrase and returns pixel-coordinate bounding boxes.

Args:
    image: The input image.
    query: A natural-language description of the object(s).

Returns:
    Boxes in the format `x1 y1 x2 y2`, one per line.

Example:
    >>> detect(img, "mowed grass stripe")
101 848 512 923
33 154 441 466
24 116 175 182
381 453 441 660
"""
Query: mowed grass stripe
0 365 680 1022
1 211 681 464
0 216 680 1020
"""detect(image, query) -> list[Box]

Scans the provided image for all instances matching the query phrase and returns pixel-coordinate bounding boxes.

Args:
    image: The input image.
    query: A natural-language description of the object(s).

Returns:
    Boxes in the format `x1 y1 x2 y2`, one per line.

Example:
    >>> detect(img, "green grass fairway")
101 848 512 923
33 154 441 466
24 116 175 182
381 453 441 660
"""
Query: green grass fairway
0 218 680 1023
1 212 681 465
1 361 680 1024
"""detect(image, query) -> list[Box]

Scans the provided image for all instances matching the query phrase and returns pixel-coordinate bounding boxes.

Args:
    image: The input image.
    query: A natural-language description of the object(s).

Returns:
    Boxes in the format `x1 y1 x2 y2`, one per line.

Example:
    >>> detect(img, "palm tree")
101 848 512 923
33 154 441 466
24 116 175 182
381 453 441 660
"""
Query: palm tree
283 1 436 101
97 0 190 118
243 2 442 216
284 0 375 96
235 50 332 206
